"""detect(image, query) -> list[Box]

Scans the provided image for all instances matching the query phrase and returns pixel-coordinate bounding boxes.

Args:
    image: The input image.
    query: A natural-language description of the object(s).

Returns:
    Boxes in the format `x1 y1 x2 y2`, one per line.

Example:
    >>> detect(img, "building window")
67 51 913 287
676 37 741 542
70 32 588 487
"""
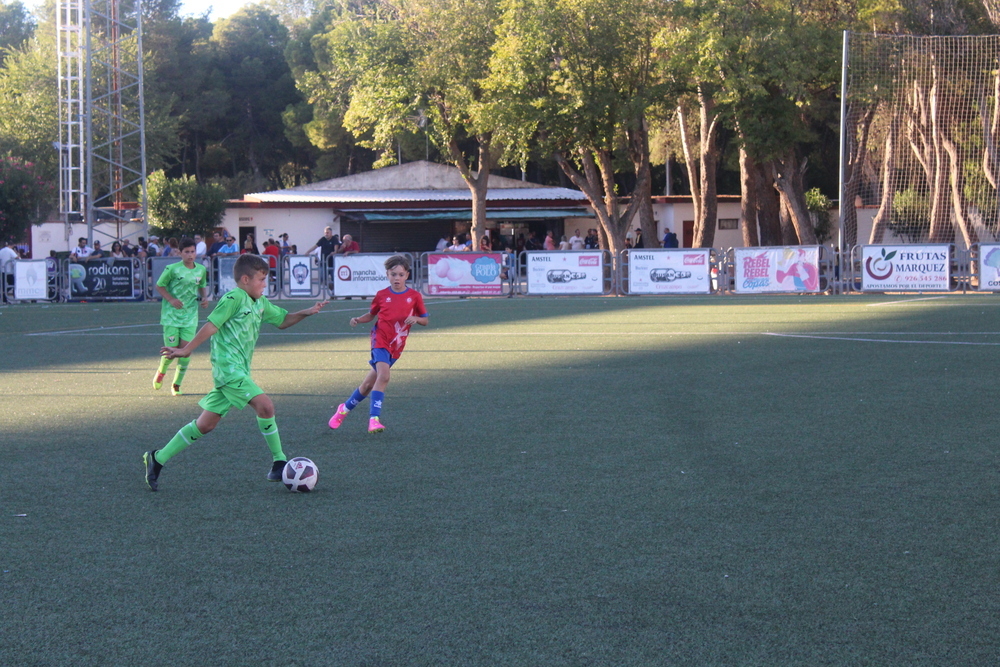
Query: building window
718 218 738 230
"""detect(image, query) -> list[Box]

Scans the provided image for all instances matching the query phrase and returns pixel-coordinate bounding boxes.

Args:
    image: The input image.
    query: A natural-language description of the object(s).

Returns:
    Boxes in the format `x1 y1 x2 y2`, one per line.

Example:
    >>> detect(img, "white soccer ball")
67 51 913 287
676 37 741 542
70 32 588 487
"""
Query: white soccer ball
282 457 318 492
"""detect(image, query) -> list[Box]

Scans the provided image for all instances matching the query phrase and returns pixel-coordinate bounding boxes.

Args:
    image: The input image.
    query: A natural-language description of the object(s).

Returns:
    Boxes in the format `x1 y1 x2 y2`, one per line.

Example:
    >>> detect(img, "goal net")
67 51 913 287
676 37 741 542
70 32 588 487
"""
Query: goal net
841 33 1000 249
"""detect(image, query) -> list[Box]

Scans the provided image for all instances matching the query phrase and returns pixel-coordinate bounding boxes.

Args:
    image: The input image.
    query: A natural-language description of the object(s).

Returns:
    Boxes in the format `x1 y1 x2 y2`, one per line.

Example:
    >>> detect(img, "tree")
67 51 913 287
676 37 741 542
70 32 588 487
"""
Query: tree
145 170 228 238
0 0 34 65
298 0 504 249
488 0 666 260
0 156 52 242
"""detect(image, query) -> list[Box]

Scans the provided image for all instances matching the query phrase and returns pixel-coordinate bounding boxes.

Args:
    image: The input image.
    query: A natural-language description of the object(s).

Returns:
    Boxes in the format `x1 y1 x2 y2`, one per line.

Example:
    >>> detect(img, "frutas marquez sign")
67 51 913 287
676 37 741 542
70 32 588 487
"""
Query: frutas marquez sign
861 245 950 291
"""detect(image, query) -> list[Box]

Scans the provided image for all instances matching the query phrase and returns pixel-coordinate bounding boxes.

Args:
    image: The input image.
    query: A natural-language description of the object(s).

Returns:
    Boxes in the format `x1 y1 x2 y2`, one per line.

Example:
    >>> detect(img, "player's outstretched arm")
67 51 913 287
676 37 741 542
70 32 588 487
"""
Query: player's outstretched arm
404 315 429 327
162 322 218 359
350 312 375 327
278 300 329 329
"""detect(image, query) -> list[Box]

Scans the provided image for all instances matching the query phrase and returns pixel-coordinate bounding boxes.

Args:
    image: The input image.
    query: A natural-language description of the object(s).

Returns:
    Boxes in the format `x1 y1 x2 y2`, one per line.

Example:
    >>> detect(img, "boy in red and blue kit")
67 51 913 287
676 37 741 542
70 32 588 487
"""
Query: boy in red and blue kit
329 255 428 433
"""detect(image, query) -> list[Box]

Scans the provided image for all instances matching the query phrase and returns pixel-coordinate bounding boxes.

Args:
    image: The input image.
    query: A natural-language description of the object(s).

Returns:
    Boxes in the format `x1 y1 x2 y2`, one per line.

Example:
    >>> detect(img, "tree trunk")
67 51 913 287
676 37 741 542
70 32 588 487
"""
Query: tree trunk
627 116 656 251
754 163 783 246
778 192 799 245
695 87 719 248
450 134 493 251
772 151 818 245
942 131 978 246
738 144 759 247
870 105 900 244
927 60 954 243
842 102 878 248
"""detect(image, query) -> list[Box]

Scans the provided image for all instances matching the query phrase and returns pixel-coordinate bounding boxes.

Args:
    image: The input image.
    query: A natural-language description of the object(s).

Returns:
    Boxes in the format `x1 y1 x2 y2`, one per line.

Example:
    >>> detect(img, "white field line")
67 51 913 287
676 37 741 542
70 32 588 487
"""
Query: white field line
865 296 947 306
763 332 1000 346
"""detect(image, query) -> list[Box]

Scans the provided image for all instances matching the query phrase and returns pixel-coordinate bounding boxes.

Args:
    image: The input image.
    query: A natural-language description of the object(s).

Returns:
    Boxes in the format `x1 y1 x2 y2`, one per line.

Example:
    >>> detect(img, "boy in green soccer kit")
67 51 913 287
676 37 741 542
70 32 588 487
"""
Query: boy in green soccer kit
144 254 328 491
154 237 208 396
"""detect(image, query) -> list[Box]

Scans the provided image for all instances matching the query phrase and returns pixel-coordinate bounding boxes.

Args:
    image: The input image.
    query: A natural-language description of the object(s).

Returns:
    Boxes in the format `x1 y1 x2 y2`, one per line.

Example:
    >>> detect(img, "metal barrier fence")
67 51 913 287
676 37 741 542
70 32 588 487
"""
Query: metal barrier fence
2 245 995 303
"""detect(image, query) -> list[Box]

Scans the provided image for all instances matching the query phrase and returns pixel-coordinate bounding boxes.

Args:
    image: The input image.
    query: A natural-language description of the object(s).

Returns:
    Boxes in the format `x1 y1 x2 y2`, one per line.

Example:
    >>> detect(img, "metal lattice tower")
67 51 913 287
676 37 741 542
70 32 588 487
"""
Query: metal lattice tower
57 0 148 243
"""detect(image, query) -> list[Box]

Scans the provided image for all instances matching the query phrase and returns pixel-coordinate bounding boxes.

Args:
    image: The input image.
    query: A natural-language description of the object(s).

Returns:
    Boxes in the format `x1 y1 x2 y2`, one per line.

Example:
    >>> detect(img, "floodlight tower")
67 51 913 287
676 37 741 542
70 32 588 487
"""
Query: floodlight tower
57 0 148 245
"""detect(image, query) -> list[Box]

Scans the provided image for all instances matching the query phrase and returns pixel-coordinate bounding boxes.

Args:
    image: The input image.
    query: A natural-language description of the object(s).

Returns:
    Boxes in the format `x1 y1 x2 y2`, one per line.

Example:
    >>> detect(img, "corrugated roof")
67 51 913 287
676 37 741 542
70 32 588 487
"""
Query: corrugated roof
244 188 589 204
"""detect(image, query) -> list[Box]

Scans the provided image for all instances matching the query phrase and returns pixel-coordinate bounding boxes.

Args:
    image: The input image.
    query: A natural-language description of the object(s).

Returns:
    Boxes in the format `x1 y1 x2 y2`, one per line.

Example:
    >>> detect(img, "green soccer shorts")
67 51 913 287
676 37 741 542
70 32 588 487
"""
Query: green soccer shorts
163 324 197 347
198 377 265 417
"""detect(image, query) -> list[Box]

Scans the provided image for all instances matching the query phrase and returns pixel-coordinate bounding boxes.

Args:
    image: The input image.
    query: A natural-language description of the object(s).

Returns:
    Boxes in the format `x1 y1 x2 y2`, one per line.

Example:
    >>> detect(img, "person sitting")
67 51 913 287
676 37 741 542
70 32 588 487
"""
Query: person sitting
87 240 106 261
337 234 360 255
110 241 125 258
69 237 93 261
447 235 466 252
480 236 492 252
218 235 240 256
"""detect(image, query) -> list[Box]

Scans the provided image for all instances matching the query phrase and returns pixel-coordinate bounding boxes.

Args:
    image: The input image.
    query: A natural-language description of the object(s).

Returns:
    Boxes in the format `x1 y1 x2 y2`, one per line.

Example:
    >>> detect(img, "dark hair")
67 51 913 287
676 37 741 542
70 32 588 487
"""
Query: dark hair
384 254 411 274
234 253 269 280
179 237 196 251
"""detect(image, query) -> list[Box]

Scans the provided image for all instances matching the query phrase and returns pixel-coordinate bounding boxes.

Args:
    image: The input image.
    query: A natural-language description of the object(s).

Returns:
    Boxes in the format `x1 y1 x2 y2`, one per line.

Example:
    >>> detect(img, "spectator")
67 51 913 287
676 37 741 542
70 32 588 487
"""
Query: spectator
121 238 135 257
242 234 260 255
165 237 181 257
516 233 526 254
337 234 360 255
70 237 93 261
137 240 149 259
194 234 207 257
279 233 291 255
569 229 585 250
305 226 341 263
0 240 19 292
88 240 106 261
558 235 570 250
447 235 466 252
206 231 225 258
584 228 599 249
147 236 161 256
662 227 679 248
218 234 240 256
262 239 280 270
435 236 449 252
110 241 125 258
543 231 556 251
480 236 492 252
291 245 298 254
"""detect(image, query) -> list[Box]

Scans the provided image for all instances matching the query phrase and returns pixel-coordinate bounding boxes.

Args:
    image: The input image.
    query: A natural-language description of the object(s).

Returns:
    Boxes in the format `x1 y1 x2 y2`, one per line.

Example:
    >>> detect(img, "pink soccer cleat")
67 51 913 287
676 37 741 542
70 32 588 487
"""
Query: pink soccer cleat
368 417 385 433
328 404 349 429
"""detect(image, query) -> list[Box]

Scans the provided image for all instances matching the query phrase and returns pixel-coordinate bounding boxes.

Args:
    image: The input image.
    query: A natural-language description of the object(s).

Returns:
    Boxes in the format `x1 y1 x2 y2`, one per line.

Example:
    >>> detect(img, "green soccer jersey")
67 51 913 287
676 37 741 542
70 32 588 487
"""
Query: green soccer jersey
207 287 288 387
157 261 208 329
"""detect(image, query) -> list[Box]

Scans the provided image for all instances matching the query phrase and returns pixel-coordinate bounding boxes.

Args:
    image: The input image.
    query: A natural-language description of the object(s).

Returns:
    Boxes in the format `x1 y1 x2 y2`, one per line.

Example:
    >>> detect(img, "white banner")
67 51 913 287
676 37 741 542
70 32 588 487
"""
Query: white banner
734 247 821 293
978 244 1000 291
426 253 503 296
333 254 393 297
861 245 950 291
14 260 48 300
628 249 711 294
286 255 314 296
525 251 604 294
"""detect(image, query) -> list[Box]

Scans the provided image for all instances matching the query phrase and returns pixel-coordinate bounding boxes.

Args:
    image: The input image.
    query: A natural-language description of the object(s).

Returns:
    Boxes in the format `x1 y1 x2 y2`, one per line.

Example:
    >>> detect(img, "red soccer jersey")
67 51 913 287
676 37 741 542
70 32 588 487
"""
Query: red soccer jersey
369 286 427 358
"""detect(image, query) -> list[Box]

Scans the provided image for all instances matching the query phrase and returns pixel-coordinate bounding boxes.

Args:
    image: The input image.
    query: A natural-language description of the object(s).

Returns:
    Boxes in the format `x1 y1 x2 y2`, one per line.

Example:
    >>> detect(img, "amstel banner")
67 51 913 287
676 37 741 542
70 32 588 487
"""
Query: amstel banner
861 245 950 291
628 249 711 294
525 251 605 294
426 253 503 295
734 247 821 294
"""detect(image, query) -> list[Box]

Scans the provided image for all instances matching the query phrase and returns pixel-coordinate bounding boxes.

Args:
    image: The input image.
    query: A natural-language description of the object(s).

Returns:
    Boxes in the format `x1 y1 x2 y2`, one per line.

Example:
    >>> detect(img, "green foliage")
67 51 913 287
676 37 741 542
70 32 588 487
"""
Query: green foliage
0 37 58 185
0 156 52 242
888 188 931 242
805 187 833 243
0 0 34 64
145 170 228 238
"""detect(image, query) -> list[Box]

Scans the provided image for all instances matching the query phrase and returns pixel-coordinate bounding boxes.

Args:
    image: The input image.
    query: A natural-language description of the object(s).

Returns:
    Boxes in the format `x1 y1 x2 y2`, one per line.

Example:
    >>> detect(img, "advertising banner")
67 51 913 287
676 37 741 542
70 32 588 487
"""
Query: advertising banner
287 255 314 296
978 244 1000 291
68 258 137 299
426 253 503 296
525 251 604 294
861 245 950 291
628 249 711 294
14 260 48 300
333 254 394 297
216 256 238 295
734 247 822 293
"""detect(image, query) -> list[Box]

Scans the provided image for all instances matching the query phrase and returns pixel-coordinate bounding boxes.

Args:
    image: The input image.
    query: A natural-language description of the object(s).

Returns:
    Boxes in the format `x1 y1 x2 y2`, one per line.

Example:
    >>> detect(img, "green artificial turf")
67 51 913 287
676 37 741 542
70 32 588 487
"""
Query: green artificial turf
2 294 1000 665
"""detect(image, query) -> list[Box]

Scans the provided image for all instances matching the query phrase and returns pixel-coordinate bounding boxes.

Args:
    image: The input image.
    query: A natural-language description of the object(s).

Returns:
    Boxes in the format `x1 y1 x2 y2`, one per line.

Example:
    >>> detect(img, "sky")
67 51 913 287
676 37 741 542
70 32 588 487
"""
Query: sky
178 0 251 21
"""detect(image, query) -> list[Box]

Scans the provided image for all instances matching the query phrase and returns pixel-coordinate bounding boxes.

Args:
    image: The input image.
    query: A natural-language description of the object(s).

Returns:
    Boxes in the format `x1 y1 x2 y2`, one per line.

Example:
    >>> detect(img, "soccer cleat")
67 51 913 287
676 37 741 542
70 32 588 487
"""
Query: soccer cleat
328 404 349 429
267 460 286 482
143 450 162 491
153 372 165 390
368 417 385 433
170 384 183 396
